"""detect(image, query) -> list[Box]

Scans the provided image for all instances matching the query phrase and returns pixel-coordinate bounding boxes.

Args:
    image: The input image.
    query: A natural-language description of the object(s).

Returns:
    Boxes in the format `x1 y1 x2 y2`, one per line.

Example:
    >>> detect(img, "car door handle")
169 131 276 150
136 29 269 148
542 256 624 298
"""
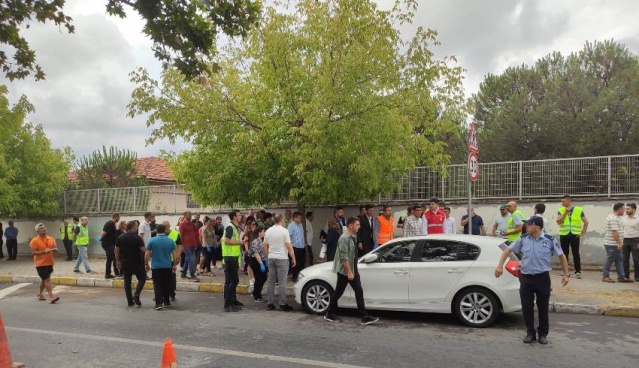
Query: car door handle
447 269 464 274
393 270 409 275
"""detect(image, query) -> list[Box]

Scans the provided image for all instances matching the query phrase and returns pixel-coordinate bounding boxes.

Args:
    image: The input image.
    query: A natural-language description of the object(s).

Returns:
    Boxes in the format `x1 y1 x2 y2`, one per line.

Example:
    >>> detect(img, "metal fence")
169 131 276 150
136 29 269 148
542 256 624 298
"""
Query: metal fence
63 154 639 214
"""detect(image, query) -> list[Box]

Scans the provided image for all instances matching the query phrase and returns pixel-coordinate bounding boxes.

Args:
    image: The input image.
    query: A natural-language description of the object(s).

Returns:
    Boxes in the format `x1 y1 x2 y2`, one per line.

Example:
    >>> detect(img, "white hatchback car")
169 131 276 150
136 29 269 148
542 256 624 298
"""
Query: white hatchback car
294 234 522 327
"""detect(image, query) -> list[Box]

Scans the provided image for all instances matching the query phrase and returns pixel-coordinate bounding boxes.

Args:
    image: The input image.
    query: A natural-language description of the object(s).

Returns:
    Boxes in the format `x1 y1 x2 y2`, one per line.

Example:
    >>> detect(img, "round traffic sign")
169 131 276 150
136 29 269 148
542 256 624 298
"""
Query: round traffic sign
468 152 479 181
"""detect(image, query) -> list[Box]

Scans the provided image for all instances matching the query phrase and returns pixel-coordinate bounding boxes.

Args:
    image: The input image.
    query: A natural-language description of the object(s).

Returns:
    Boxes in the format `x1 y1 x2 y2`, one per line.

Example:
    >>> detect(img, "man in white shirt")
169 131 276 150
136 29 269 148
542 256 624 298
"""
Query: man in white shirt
305 211 315 266
602 203 633 283
622 203 639 281
531 203 551 235
263 214 296 311
443 206 456 234
138 212 153 246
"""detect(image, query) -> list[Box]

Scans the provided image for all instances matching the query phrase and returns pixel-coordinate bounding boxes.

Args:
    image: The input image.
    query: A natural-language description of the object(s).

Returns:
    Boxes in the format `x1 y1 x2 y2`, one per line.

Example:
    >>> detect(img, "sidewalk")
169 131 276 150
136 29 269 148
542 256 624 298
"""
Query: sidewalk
1 255 638 317
0 254 294 295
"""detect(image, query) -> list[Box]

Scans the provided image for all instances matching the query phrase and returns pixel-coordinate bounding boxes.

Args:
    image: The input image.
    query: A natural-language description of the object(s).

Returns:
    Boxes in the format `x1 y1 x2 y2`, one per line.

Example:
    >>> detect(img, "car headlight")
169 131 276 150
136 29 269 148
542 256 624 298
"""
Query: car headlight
297 272 305 280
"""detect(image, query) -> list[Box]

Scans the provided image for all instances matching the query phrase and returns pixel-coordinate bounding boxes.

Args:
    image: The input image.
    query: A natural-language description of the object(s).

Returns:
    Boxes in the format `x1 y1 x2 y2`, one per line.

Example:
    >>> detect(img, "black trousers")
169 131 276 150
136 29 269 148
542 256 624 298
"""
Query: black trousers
6 239 17 260
307 245 314 266
0 240 3 258
292 247 306 281
248 257 268 299
152 268 172 306
223 256 239 305
103 243 120 276
327 272 368 318
622 237 639 280
519 272 551 337
122 262 146 303
63 239 73 259
170 272 176 298
560 234 581 273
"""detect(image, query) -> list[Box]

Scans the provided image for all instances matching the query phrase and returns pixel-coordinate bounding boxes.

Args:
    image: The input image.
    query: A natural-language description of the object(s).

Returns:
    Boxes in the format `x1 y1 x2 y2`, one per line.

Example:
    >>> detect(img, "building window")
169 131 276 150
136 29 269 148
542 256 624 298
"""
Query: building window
186 194 200 209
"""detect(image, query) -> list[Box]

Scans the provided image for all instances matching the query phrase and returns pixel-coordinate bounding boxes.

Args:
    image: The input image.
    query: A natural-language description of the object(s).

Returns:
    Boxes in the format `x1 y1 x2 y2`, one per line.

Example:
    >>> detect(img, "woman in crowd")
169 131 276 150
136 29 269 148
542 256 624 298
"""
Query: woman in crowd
247 226 267 302
241 218 257 287
199 217 216 276
326 217 341 262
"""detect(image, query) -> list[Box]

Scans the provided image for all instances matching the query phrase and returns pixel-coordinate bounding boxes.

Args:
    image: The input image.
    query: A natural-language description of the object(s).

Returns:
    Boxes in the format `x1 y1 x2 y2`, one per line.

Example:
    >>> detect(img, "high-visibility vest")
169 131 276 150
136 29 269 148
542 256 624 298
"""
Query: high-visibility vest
167 229 179 243
424 209 445 234
558 207 584 235
60 224 73 240
75 225 89 246
377 216 394 245
221 223 240 257
507 210 524 242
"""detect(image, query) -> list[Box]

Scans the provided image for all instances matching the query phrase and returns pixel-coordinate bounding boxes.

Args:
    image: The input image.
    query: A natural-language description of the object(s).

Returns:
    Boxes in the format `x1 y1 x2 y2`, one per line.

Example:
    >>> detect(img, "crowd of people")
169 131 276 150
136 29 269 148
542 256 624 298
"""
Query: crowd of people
7 195 638 318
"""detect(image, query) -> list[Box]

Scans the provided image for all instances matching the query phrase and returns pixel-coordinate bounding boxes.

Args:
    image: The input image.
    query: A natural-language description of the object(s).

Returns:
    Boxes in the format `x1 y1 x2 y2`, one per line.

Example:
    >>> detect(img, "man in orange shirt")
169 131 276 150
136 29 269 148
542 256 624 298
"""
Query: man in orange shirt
29 223 60 304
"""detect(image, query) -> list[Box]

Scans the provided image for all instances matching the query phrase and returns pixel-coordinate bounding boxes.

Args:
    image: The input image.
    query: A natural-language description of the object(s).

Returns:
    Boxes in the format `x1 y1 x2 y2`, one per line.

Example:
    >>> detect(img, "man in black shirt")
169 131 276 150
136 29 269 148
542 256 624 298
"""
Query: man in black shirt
115 220 146 307
101 213 121 278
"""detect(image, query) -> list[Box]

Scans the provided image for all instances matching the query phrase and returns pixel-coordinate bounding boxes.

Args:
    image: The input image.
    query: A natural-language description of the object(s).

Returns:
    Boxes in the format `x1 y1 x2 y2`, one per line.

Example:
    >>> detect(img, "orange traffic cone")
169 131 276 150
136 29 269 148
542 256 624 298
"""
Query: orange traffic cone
0 313 25 368
161 338 177 368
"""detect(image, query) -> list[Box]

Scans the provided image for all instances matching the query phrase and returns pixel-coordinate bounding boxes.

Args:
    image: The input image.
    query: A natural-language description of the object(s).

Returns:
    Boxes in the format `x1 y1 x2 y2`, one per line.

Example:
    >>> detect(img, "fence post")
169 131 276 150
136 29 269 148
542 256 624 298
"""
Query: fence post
63 191 67 215
518 161 523 200
607 156 612 198
173 185 177 214
441 174 446 202
97 189 101 214
133 187 137 213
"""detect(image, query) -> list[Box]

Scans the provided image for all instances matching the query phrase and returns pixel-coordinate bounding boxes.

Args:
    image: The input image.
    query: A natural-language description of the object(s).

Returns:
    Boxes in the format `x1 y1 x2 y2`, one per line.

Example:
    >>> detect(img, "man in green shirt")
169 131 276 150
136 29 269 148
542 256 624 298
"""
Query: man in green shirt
325 217 379 325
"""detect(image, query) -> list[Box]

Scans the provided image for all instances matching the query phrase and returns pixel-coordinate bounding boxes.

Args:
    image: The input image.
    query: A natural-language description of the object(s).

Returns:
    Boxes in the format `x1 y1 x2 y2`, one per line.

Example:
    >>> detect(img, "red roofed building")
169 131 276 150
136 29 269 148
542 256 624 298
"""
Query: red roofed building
68 157 176 187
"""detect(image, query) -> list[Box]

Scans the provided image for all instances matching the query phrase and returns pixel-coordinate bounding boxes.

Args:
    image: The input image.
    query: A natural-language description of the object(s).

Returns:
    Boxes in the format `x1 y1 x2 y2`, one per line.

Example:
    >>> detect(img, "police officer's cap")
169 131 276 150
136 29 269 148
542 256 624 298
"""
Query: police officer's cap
525 217 544 229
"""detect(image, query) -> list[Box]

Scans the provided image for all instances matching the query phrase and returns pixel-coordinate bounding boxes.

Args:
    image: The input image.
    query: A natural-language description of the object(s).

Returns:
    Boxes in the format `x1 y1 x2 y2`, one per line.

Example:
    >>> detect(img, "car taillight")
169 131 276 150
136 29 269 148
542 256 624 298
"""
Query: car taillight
505 260 521 278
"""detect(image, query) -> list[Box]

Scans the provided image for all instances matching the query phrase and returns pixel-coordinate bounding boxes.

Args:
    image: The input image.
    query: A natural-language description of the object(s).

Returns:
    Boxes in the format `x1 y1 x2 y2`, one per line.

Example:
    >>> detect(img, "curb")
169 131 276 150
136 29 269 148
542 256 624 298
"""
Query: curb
0 274 296 297
551 302 639 318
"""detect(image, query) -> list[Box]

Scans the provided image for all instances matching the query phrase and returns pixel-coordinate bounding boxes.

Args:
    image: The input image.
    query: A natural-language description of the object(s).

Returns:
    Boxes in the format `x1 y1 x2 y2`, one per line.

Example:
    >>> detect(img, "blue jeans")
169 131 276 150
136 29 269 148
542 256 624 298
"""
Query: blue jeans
181 247 196 278
74 246 92 272
603 245 625 279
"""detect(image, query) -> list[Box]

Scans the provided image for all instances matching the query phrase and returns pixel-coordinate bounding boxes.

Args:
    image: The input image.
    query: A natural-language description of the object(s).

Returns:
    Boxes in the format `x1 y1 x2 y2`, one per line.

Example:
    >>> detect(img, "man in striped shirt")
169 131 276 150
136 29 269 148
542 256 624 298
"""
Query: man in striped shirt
602 203 633 283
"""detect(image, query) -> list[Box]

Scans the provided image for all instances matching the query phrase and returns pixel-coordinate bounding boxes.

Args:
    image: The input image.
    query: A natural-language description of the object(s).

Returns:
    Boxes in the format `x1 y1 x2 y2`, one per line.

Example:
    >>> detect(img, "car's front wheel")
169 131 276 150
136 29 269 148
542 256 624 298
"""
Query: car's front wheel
302 280 333 314
453 287 499 328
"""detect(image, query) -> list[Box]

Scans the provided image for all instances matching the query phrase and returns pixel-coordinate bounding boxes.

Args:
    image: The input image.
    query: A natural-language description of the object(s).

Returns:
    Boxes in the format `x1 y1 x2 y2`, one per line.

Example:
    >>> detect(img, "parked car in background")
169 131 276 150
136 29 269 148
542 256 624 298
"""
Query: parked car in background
294 235 522 328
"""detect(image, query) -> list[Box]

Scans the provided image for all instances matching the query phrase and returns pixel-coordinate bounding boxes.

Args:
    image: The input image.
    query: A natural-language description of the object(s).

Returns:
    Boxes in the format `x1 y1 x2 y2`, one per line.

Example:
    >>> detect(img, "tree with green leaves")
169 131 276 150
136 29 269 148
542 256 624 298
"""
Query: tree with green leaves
0 85 71 217
74 145 147 189
473 40 639 162
129 0 466 212
0 0 260 81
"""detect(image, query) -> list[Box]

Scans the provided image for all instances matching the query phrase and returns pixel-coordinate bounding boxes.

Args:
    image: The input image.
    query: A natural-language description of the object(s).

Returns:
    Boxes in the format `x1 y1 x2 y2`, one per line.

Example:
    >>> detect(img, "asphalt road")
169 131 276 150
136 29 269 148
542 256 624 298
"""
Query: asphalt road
1 283 638 368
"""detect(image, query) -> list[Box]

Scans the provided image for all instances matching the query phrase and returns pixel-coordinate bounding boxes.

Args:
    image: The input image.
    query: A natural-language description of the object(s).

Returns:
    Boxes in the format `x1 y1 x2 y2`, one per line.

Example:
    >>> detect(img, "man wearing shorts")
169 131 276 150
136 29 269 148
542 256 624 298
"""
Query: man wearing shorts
29 223 60 304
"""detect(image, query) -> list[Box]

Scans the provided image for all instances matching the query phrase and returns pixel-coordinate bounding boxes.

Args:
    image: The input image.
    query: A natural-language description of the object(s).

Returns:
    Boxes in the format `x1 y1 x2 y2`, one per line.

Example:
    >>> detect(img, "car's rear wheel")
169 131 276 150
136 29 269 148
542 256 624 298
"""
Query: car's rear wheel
453 287 499 328
302 280 333 314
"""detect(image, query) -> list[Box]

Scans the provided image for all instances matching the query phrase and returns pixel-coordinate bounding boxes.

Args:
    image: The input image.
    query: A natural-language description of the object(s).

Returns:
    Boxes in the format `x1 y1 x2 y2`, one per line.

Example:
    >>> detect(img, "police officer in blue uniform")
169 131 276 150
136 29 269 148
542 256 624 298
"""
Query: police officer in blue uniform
495 216 570 345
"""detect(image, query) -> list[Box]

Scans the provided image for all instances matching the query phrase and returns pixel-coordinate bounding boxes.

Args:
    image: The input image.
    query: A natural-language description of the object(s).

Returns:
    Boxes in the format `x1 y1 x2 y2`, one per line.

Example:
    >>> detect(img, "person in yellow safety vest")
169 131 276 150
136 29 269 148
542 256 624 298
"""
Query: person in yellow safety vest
163 221 181 301
505 201 525 242
72 216 93 273
556 195 589 279
221 210 243 312
60 218 75 261
376 205 394 248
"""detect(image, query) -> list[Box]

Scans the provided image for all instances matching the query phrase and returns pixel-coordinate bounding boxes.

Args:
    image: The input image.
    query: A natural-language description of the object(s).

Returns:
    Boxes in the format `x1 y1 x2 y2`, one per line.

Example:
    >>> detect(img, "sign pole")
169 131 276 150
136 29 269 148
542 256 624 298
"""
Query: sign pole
468 177 472 235
467 121 479 235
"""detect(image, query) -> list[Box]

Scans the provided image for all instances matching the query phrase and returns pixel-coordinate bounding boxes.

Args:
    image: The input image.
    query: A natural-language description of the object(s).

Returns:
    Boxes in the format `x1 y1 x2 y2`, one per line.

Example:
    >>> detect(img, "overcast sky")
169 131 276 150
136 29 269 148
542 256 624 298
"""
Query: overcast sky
2 0 639 159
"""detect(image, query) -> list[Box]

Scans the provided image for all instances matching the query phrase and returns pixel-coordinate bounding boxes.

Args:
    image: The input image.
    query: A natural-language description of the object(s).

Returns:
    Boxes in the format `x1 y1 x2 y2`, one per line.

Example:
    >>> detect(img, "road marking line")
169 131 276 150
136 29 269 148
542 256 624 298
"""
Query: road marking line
0 283 30 300
52 285 68 294
6 326 369 368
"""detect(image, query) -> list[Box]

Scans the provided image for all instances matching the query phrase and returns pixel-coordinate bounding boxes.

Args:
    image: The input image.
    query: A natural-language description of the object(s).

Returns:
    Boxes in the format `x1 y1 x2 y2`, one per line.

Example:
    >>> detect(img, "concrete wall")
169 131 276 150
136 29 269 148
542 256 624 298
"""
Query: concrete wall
1 199 628 265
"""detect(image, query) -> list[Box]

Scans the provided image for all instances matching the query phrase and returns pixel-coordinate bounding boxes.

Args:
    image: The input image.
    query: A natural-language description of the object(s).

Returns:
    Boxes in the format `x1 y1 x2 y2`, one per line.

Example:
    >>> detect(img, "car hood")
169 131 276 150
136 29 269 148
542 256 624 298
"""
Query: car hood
299 261 333 277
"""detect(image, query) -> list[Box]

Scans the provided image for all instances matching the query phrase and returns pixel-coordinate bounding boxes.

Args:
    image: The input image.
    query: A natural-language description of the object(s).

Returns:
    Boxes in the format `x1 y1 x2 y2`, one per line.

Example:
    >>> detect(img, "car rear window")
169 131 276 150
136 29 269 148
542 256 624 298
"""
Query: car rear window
498 241 520 261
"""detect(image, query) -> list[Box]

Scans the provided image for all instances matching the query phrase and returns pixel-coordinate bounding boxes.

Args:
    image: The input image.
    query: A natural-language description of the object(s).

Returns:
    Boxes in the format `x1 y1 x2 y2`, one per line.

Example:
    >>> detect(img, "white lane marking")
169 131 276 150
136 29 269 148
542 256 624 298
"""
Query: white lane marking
6 326 369 368
52 285 68 294
0 283 31 300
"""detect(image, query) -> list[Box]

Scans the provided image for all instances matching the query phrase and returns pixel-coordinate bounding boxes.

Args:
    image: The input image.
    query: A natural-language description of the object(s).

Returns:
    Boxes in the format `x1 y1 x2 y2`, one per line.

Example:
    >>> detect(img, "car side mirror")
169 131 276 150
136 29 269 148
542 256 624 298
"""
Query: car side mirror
362 253 378 263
